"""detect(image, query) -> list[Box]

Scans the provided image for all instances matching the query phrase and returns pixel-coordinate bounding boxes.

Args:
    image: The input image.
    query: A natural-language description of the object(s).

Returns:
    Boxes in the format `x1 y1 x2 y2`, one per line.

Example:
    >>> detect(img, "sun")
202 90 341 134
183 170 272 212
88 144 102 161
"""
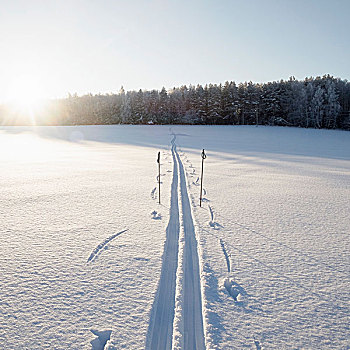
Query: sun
6 74 47 123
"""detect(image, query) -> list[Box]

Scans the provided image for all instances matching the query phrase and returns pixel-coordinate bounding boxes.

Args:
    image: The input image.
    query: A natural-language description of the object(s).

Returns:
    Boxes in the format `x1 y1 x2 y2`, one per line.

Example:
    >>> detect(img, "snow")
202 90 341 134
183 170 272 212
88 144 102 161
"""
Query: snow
90 329 112 350
0 125 349 349
146 136 180 350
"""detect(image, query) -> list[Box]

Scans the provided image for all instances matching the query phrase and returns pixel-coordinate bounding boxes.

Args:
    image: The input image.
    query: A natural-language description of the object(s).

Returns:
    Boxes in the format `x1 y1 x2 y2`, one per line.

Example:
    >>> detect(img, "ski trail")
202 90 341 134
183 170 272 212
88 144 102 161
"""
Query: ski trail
87 229 128 263
147 133 205 350
146 135 180 350
175 148 206 350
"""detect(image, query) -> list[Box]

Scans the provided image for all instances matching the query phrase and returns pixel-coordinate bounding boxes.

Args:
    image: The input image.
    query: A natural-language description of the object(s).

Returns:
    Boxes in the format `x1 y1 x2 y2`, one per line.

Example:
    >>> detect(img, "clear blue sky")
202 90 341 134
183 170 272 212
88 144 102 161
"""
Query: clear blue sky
0 0 349 101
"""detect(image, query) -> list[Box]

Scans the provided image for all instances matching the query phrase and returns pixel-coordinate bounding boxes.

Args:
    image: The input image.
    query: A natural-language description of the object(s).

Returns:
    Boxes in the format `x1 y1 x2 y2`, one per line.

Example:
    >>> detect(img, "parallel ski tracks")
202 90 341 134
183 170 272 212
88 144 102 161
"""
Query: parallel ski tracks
146 135 205 350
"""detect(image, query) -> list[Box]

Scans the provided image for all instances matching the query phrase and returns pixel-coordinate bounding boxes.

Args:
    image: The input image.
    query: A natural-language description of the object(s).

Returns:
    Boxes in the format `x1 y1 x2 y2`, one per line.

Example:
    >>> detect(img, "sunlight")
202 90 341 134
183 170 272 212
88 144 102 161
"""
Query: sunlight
0 131 63 163
6 75 47 124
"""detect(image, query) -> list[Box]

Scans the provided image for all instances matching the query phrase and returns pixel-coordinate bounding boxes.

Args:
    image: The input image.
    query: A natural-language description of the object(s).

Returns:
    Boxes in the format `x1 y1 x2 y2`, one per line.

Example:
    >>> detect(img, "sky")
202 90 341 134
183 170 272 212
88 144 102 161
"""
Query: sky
0 0 349 102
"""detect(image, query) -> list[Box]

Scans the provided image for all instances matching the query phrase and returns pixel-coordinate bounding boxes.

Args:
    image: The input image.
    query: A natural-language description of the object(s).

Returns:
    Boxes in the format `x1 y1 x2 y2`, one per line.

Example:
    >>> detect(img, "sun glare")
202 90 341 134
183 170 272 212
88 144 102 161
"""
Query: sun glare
6 75 47 124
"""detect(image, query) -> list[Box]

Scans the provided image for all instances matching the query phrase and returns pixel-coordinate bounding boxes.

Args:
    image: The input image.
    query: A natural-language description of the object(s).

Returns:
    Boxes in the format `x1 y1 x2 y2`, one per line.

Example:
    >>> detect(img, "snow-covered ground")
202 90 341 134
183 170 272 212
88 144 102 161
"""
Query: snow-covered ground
0 125 349 349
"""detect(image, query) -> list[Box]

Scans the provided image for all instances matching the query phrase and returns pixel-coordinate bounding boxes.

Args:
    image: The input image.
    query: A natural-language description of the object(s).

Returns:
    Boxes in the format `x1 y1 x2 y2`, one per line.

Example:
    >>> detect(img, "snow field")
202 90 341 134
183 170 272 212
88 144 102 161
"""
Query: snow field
0 126 173 349
177 126 350 349
1 125 349 349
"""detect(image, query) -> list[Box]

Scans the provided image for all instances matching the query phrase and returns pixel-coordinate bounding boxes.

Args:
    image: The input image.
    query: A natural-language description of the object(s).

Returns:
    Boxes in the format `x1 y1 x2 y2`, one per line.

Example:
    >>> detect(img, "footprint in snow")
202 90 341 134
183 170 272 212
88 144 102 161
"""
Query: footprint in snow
151 210 162 220
220 239 231 273
208 205 222 229
209 220 222 229
90 329 112 350
156 175 163 183
151 187 157 200
134 257 150 261
254 340 263 350
222 278 247 303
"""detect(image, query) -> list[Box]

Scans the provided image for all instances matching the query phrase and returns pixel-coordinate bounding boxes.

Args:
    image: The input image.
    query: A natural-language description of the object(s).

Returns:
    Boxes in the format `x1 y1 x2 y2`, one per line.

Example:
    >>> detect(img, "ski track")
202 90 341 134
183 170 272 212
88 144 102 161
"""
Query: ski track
146 135 180 350
147 134 205 350
176 143 205 350
87 229 128 263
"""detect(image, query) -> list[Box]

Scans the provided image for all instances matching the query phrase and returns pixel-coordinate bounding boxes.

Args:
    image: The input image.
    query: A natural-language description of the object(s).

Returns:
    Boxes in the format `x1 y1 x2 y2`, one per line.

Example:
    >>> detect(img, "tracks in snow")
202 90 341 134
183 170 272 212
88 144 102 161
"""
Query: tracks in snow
87 229 128 263
147 137 180 350
147 135 205 350
176 146 206 349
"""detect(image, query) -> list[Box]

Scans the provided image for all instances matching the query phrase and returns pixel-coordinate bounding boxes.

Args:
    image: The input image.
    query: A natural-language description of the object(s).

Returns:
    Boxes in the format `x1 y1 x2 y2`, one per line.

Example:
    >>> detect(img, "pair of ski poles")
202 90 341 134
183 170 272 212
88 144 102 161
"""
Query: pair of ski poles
157 149 206 206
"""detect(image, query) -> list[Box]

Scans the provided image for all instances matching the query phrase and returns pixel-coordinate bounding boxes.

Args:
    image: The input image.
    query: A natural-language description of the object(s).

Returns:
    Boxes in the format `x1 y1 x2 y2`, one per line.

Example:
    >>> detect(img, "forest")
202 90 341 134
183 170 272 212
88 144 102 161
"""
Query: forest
1 75 350 130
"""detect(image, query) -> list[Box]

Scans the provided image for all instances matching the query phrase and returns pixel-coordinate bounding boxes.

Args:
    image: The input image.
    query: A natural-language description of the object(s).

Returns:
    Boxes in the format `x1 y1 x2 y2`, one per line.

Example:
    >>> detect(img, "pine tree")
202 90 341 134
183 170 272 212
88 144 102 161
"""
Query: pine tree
122 92 132 124
221 81 238 124
324 79 340 128
132 89 146 124
311 85 325 128
196 85 208 124
158 87 169 123
207 84 222 124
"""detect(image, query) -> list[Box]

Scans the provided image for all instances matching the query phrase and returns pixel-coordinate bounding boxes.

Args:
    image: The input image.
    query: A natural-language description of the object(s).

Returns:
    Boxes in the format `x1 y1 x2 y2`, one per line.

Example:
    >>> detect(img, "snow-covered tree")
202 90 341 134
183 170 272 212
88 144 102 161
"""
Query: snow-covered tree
207 84 222 124
158 87 169 123
311 85 325 128
324 79 340 129
122 92 132 124
25 75 349 130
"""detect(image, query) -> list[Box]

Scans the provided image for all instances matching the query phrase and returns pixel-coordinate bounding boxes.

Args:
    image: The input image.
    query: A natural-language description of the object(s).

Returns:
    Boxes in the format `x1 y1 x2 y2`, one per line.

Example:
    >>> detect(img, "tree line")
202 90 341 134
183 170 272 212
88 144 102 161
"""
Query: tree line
2 75 350 129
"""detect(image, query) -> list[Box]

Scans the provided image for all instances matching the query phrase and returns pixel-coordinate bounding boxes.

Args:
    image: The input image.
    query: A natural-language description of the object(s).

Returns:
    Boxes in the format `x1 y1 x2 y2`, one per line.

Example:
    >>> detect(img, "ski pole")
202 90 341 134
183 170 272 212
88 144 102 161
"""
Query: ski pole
200 149 206 207
157 151 161 204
